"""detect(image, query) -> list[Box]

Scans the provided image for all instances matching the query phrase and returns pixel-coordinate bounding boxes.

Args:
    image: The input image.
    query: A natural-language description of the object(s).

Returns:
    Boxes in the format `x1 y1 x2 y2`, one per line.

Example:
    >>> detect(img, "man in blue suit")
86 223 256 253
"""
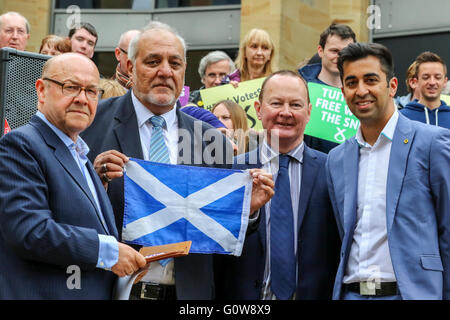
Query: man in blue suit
326 42 450 300
0 53 146 299
215 70 340 300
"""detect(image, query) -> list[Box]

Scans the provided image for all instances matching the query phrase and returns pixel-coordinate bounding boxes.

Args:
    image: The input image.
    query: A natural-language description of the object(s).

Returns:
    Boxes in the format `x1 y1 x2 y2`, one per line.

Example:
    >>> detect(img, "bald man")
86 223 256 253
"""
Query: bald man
113 29 140 89
0 53 146 299
0 11 30 50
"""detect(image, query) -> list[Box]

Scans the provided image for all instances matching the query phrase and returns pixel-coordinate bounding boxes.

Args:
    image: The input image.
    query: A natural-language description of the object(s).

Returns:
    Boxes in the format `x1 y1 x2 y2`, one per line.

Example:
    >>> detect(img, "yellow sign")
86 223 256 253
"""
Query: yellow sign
441 94 450 105
200 78 266 130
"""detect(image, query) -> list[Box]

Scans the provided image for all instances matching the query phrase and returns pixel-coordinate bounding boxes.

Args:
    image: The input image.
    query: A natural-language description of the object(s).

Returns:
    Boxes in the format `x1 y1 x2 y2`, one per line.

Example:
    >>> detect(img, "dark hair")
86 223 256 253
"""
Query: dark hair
68 22 98 44
319 24 356 49
337 42 395 83
258 70 310 104
414 51 447 77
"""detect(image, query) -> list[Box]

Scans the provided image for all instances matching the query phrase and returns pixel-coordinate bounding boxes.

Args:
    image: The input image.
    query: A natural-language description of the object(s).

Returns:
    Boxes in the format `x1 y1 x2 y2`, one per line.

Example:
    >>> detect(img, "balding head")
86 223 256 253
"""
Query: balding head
115 29 140 74
0 12 30 50
37 53 100 141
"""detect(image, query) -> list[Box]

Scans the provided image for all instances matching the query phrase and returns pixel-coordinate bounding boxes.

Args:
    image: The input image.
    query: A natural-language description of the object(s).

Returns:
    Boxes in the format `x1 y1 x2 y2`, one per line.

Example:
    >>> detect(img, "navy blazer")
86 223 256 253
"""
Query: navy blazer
81 91 233 299
0 116 118 299
215 145 340 300
326 114 450 300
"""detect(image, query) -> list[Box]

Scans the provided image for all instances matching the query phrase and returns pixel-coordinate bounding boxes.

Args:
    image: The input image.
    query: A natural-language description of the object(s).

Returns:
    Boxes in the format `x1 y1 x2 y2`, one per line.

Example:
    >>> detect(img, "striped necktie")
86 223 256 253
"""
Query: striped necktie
149 116 170 164
148 115 171 266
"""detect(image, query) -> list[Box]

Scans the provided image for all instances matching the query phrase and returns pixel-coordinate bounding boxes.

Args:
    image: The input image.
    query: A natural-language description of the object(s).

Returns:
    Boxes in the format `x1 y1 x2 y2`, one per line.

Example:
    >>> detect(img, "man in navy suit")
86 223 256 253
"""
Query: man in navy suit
81 22 273 300
0 53 146 299
215 70 340 300
327 42 450 300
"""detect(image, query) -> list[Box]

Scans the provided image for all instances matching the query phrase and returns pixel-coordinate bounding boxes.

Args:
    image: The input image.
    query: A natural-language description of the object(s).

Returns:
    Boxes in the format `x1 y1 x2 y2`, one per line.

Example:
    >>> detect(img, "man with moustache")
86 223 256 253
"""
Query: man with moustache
327 42 450 300
0 53 146 299
81 22 274 300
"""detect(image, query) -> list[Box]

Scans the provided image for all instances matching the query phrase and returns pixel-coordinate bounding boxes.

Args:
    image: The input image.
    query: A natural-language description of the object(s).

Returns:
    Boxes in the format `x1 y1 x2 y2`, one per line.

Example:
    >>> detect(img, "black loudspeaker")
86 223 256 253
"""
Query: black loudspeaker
0 48 50 137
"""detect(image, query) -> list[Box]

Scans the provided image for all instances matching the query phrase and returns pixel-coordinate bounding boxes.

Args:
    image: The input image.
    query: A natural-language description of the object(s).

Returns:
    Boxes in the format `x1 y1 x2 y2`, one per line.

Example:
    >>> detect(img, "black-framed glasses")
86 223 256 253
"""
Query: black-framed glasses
119 47 128 54
43 77 101 101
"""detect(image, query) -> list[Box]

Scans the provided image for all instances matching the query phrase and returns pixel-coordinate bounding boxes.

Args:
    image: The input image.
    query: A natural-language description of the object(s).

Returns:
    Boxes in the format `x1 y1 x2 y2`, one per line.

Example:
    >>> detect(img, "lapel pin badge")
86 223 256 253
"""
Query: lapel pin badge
404 139 409 144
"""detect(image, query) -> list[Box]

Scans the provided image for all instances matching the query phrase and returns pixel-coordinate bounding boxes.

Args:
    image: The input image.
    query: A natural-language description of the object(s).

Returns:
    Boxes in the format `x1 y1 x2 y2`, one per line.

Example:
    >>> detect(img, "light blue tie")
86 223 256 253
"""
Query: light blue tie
149 116 170 164
270 154 296 300
149 116 171 266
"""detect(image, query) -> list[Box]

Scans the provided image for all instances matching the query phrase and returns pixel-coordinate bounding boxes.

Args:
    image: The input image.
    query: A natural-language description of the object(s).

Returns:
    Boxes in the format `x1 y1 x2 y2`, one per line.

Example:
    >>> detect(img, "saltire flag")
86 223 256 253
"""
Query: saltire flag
122 158 253 256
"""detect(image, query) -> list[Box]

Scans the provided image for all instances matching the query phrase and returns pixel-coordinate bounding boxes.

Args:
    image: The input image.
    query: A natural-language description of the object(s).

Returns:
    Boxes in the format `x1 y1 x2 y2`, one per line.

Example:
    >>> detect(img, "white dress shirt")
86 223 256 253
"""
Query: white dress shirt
259 141 304 300
344 110 399 284
131 90 178 285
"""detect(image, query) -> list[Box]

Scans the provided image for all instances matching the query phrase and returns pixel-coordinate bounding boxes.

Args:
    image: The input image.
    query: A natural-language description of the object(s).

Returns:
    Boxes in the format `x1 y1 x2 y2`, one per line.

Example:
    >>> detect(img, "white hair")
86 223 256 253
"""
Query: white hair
198 50 235 78
128 21 187 65
0 11 30 34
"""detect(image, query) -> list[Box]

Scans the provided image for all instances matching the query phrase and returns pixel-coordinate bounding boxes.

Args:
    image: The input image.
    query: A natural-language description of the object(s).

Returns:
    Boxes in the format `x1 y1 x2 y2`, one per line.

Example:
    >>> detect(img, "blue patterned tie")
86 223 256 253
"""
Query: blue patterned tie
270 154 296 300
149 116 171 266
149 116 170 164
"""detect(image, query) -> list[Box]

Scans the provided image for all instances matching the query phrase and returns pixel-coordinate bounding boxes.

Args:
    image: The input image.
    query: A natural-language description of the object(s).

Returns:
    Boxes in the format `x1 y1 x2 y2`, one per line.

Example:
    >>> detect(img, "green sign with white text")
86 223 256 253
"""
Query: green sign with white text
305 82 360 143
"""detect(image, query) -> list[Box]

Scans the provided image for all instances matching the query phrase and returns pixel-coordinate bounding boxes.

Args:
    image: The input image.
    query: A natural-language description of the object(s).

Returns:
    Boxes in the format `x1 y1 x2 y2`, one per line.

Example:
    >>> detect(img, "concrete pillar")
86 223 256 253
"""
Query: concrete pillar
240 0 370 71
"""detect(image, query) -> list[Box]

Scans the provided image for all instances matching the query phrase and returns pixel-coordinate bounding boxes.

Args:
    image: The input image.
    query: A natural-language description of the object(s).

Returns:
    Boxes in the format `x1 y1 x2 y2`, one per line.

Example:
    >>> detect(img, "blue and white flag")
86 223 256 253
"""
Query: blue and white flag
122 158 252 256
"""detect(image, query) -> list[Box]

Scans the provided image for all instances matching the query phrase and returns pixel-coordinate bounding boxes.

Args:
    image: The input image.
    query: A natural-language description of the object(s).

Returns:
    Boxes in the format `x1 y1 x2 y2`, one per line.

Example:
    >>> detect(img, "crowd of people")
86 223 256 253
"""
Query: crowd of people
0 9 449 301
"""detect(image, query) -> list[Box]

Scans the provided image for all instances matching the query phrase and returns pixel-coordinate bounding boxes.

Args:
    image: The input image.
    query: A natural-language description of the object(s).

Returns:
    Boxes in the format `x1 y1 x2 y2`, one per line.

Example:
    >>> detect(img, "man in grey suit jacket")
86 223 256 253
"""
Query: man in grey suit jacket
326 42 450 300
81 22 273 300
0 53 145 299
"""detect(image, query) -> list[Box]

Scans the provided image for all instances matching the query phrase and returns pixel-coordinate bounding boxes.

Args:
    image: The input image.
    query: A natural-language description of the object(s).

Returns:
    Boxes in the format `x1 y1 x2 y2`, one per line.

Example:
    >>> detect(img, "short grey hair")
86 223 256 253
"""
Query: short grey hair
0 11 30 34
128 21 187 65
198 50 235 78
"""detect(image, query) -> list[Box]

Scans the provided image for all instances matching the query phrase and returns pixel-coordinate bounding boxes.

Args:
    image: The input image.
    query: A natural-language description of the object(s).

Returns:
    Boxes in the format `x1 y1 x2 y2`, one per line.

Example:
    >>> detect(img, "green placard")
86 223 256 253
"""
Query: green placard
305 82 360 143
199 78 266 130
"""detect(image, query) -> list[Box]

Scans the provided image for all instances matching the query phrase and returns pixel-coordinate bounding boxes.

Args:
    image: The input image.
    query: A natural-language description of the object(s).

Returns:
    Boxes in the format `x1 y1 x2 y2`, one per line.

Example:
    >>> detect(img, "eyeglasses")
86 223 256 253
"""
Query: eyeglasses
119 47 128 54
43 78 101 101
206 73 227 81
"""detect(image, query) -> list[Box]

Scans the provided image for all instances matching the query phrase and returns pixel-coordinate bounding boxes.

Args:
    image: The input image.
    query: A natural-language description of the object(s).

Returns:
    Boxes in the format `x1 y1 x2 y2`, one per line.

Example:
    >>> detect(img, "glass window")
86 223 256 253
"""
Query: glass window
156 0 240 8
55 0 240 9
93 52 117 79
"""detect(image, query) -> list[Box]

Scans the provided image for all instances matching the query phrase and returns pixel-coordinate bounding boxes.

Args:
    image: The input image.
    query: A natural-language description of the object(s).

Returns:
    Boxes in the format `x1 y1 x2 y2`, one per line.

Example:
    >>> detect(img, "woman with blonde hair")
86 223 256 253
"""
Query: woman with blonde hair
225 28 276 86
212 100 251 155
98 79 127 99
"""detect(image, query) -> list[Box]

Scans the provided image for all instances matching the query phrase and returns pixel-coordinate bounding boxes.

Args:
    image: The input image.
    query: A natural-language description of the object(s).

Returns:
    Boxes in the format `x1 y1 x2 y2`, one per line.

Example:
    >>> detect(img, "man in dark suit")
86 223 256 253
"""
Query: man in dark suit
81 22 273 300
215 70 340 300
0 53 146 299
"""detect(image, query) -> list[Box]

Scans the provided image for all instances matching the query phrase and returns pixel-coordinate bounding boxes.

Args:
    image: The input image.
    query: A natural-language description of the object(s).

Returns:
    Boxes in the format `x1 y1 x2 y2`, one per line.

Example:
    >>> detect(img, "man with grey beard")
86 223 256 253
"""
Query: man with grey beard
81 21 273 300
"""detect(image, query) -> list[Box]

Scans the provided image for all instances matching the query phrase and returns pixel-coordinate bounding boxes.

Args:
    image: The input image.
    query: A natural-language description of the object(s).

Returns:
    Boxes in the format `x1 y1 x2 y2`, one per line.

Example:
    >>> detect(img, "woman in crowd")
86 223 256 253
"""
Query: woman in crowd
212 100 251 155
39 35 71 56
225 28 276 86
98 79 127 99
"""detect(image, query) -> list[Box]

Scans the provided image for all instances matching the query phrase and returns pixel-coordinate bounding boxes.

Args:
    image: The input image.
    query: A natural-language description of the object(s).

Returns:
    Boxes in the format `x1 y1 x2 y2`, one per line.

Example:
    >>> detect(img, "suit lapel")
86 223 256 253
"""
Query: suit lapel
296 147 318 231
86 161 118 237
32 116 109 234
113 92 144 159
386 115 414 233
343 139 359 247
